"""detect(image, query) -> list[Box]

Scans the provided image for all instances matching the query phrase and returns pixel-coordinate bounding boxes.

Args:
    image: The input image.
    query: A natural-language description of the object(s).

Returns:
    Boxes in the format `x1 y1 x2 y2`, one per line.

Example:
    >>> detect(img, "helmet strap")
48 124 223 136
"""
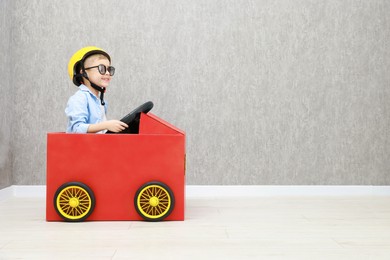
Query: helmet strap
83 76 106 106
91 81 106 106
79 67 106 105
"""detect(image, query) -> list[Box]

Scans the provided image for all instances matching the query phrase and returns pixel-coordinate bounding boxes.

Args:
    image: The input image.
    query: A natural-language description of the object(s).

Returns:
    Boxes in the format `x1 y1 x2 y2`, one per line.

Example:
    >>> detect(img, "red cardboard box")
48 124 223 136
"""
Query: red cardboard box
46 113 185 221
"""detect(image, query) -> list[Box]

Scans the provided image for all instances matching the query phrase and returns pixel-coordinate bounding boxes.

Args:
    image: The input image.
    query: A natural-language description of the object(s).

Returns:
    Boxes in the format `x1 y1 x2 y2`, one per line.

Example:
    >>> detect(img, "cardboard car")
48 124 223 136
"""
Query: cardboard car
46 102 186 222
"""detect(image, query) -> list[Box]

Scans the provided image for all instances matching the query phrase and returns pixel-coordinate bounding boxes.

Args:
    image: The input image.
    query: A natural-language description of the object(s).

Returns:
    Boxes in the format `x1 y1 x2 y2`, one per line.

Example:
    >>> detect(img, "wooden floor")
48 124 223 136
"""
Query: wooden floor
1 194 390 259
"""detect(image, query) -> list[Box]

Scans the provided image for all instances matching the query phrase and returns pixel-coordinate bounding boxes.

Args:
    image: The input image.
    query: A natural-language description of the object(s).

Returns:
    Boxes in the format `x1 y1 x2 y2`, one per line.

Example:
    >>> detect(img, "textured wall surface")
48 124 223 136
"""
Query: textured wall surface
4 0 390 185
0 0 13 189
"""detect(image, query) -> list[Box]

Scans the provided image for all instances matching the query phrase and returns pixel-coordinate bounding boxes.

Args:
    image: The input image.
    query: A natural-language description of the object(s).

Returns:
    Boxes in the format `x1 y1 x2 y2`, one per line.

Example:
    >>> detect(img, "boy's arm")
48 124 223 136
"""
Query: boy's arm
66 93 128 133
87 120 128 133
65 94 90 133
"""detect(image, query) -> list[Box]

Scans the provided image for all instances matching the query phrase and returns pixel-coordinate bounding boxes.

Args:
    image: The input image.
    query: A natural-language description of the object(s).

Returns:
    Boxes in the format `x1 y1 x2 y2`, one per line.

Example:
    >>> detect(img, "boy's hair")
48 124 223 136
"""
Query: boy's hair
83 54 110 69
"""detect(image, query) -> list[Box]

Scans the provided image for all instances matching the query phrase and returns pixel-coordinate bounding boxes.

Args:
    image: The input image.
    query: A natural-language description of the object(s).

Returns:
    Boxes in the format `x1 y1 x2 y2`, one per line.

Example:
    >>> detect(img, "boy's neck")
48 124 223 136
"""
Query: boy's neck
84 82 99 98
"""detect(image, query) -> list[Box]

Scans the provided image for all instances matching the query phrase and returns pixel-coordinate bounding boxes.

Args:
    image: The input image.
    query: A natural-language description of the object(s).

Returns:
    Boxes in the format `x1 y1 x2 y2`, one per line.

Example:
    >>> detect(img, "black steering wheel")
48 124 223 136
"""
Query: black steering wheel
106 101 154 134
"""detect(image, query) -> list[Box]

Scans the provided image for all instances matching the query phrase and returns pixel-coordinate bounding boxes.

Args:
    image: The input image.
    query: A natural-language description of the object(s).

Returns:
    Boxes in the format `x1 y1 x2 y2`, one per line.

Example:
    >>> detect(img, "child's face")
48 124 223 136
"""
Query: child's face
83 56 112 89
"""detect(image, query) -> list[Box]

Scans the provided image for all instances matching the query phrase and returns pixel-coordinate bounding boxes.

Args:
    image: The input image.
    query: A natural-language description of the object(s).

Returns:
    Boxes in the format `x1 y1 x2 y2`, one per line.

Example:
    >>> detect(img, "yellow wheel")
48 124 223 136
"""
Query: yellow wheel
134 182 175 221
54 182 95 222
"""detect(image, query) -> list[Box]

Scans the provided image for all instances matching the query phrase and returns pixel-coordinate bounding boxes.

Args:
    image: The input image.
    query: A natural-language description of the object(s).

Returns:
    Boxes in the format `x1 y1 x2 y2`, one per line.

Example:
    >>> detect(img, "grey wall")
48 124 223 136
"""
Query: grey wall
1 0 389 186
0 0 13 189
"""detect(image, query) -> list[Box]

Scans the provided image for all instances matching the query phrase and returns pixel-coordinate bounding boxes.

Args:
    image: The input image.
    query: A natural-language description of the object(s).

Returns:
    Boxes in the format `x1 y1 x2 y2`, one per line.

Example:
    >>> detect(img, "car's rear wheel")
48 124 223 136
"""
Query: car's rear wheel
134 182 175 221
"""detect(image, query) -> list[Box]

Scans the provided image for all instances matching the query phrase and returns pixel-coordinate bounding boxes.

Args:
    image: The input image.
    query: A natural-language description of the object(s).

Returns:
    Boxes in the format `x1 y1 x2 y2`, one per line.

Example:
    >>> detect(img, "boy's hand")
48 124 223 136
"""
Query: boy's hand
105 120 129 133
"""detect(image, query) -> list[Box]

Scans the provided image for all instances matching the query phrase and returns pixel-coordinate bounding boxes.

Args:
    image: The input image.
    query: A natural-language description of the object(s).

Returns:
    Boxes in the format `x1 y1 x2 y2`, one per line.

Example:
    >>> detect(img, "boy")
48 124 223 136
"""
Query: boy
66 46 128 133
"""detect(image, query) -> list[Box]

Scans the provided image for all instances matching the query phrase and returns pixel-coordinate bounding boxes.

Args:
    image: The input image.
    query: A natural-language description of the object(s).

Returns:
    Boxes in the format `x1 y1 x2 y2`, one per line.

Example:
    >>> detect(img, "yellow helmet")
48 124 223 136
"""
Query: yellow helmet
67 46 111 86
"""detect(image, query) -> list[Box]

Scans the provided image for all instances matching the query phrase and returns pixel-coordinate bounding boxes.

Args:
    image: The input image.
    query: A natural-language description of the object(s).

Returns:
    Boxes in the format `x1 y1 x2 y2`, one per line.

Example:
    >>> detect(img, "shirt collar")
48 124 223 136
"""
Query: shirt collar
79 84 99 99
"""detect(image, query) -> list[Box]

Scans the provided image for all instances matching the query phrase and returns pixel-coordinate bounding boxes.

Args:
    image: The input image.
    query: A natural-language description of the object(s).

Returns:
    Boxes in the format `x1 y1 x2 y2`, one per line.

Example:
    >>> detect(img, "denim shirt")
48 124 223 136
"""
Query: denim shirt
65 84 108 133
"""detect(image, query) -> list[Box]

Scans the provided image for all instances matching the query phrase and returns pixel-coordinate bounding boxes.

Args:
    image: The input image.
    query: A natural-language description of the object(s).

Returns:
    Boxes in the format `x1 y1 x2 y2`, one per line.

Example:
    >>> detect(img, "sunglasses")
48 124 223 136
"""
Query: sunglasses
84 64 115 76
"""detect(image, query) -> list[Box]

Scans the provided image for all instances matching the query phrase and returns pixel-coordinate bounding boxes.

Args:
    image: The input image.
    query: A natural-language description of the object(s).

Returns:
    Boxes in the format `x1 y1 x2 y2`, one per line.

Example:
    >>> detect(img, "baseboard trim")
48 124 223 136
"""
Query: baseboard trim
1 185 390 200
0 185 46 200
186 185 390 197
0 186 14 201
